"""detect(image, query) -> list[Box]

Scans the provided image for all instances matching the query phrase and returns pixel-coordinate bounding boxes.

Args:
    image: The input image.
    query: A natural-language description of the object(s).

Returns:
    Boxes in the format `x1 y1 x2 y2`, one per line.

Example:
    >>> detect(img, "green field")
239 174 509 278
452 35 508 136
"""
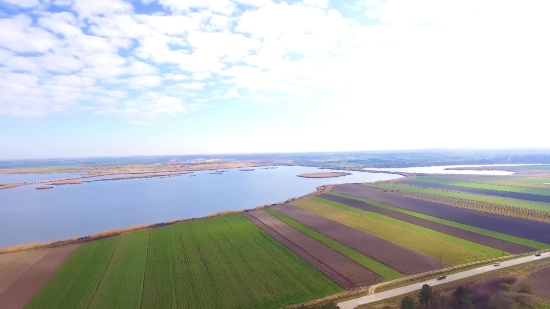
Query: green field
265 208 402 280
414 177 550 196
329 192 550 250
292 198 504 265
25 237 120 309
27 215 340 309
375 182 550 212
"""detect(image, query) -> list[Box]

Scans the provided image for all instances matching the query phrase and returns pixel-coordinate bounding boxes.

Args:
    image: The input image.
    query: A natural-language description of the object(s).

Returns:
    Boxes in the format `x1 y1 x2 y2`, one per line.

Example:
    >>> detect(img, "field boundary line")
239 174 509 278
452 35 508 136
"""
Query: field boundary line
0 249 51 299
139 231 151 309
86 240 120 309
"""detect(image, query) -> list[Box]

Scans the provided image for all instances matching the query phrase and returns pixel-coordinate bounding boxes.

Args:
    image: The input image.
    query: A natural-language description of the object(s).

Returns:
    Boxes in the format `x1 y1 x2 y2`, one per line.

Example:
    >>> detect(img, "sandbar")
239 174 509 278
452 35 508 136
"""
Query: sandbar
297 172 350 178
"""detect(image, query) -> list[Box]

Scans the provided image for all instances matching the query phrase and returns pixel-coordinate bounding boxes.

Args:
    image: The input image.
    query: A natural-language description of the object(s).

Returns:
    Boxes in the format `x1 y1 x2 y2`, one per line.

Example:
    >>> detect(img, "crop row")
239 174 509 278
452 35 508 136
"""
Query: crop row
373 183 550 223
26 215 340 309
413 177 550 197
291 197 502 265
265 208 402 280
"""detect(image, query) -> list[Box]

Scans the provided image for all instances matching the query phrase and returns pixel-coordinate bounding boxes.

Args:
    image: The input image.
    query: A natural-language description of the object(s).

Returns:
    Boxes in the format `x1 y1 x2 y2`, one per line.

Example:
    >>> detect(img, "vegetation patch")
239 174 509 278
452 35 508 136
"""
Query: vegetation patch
330 192 550 251
265 208 402 280
413 177 550 197
25 238 120 309
377 182 550 212
292 198 502 265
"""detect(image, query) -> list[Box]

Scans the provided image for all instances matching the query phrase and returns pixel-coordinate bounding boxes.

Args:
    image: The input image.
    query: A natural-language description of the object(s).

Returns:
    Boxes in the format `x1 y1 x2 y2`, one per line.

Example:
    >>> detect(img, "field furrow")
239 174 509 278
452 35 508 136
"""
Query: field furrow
271 205 438 275
373 182 550 223
23 239 117 309
332 184 550 245
406 178 550 202
88 231 149 309
292 197 503 266
321 194 534 254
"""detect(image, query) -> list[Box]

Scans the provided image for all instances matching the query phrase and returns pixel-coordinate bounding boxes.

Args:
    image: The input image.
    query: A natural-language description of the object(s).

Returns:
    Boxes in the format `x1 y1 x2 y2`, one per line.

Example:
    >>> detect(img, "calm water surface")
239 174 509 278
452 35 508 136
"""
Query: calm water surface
0 166 400 247
365 164 518 175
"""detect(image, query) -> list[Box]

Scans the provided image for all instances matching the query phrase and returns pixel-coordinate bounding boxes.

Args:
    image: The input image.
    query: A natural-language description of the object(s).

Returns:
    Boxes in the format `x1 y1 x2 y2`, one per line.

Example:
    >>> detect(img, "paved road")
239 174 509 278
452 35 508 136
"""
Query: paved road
338 252 549 309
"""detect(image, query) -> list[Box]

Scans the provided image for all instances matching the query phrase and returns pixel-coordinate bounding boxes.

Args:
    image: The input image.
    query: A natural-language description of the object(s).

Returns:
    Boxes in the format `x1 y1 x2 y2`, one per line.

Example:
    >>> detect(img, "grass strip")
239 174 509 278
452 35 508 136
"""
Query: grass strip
265 208 402 280
376 182 550 212
414 177 550 196
293 198 503 266
25 237 120 309
88 231 149 309
329 192 550 251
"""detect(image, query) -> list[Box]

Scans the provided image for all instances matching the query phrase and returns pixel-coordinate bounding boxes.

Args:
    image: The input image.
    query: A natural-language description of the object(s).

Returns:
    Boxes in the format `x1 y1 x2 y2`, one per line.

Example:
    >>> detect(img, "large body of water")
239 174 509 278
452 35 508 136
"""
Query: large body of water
0 166 401 247
365 164 520 175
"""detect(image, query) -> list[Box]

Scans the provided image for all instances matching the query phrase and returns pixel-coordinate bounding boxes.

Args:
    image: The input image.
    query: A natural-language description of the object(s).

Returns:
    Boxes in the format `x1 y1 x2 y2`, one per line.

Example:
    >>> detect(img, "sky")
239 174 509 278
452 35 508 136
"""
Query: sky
0 0 549 159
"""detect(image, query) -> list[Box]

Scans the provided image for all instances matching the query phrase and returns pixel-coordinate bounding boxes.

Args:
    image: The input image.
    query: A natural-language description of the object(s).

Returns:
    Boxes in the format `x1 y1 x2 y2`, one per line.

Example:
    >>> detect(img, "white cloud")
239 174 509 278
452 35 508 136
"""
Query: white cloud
71 0 133 18
1 0 39 8
158 0 236 15
234 0 270 7
102 92 189 119
302 0 329 8
126 75 163 88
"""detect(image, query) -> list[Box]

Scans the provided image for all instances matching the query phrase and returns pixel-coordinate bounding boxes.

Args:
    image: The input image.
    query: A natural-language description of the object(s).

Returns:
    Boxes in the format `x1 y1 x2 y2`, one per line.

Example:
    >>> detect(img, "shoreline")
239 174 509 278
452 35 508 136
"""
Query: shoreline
0 183 335 254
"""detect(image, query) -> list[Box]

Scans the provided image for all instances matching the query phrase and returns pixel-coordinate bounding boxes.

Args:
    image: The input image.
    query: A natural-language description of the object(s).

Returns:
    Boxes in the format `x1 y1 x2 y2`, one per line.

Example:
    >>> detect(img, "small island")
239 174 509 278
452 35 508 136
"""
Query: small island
240 168 255 171
297 172 351 178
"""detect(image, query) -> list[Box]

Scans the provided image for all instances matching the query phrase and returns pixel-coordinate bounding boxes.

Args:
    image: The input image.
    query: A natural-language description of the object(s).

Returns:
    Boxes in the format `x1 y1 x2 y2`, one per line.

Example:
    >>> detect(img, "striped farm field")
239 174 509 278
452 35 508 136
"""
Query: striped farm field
376 182 550 212
327 192 549 251
25 238 120 309
292 197 504 266
412 177 550 197
24 215 340 309
264 208 402 280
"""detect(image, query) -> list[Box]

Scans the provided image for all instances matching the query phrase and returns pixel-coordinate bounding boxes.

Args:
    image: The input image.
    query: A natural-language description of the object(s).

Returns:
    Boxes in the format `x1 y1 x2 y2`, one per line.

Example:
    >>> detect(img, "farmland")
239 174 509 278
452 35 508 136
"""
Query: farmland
264 208 402 280
321 193 534 254
23 215 341 309
291 197 502 265
410 177 550 199
332 184 550 245
244 210 380 288
326 192 549 250
371 183 550 223
269 205 438 276
376 182 550 213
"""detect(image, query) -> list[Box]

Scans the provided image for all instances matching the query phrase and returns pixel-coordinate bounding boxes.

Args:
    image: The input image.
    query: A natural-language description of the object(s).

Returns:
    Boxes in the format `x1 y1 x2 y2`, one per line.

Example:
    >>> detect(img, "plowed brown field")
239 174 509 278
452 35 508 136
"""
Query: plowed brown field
244 211 380 288
0 245 78 309
520 267 550 299
0 250 49 296
273 205 440 275
319 194 535 254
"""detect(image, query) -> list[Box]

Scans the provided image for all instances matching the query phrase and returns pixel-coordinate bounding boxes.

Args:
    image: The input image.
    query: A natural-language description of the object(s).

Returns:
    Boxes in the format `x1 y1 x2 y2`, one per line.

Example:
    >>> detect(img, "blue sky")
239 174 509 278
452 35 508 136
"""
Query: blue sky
1 0 549 159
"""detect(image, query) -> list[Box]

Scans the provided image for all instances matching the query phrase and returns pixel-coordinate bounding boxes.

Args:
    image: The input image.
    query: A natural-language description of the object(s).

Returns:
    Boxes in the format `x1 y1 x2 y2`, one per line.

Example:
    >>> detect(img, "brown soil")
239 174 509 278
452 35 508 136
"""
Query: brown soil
0 250 49 296
332 184 550 245
519 267 550 298
0 244 78 309
298 172 350 178
274 205 441 275
319 193 535 254
243 211 381 289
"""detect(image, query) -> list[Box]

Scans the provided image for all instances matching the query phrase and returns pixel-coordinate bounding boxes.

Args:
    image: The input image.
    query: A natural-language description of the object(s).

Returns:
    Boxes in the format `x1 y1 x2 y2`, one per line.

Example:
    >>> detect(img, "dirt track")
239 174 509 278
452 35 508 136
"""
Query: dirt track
273 205 441 275
332 184 550 245
243 211 381 289
0 250 49 296
402 180 550 204
0 245 78 309
318 194 535 254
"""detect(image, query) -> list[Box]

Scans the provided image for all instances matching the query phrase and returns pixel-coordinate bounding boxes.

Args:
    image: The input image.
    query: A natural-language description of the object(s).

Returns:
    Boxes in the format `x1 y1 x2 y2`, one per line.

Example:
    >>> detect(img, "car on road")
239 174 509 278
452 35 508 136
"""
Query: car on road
494 262 500 266
437 275 446 280
535 253 542 257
